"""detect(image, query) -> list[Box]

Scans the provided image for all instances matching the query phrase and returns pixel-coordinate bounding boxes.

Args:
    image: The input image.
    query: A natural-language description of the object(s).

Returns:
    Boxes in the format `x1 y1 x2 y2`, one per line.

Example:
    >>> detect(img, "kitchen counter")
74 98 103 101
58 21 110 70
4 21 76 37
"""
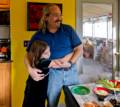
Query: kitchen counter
0 60 12 63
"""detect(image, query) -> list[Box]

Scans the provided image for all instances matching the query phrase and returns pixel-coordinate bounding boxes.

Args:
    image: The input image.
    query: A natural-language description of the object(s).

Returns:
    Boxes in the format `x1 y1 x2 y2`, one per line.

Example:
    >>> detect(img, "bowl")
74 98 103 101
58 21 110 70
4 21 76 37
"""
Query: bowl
93 87 109 101
71 85 90 95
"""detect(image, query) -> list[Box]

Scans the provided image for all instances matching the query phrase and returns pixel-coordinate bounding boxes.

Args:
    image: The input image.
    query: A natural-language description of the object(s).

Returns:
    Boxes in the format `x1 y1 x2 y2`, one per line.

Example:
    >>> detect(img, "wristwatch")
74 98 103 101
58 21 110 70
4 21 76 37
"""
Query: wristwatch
68 60 73 65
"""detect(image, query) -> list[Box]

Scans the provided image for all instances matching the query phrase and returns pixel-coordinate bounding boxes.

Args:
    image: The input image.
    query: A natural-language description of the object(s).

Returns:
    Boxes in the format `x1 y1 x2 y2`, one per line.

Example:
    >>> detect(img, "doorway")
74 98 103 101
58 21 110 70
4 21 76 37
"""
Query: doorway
76 0 119 80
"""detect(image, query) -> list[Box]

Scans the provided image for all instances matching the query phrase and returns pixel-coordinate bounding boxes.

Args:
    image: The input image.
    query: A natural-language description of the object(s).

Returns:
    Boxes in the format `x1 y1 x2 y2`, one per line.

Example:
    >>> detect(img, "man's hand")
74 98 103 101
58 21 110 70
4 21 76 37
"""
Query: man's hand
28 67 45 81
49 59 63 68
60 62 71 68
49 60 71 68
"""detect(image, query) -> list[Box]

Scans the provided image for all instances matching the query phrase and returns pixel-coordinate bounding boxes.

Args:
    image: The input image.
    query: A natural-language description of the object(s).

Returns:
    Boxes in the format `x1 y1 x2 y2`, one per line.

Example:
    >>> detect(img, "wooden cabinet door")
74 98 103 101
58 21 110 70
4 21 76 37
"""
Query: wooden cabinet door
0 63 11 107
0 0 9 4
0 0 9 9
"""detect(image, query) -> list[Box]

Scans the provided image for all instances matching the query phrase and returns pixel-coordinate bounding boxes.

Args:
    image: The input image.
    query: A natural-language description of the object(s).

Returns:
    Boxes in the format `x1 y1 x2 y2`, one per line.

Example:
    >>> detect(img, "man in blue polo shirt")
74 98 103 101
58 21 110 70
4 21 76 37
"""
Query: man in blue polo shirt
25 4 82 107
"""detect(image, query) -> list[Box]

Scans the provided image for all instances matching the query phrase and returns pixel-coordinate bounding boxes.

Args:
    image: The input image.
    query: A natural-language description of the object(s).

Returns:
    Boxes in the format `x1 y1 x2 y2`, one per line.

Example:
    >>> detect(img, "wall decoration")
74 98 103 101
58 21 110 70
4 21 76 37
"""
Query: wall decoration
27 2 62 31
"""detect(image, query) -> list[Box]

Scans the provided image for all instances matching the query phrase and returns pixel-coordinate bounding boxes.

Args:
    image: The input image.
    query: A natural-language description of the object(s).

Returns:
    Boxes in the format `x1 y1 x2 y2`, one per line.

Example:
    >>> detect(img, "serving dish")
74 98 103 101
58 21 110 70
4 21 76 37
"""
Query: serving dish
93 87 109 101
71 85 90 95
97 80 120 93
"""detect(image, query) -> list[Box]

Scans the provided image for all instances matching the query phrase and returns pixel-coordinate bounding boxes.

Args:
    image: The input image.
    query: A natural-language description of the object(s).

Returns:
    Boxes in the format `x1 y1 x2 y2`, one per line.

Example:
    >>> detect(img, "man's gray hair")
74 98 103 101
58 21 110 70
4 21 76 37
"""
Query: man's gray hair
39 4 58 33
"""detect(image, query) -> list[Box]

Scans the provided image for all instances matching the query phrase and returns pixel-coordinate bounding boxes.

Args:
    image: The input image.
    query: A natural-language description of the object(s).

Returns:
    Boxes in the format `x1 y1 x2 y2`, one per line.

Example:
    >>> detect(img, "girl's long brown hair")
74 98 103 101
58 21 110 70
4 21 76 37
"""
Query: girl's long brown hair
27 40 48 67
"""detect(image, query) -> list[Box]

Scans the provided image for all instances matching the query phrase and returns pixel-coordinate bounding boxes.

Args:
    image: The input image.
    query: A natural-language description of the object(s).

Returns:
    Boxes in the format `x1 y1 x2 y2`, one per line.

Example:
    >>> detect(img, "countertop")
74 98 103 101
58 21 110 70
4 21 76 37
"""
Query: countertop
0 60 12 63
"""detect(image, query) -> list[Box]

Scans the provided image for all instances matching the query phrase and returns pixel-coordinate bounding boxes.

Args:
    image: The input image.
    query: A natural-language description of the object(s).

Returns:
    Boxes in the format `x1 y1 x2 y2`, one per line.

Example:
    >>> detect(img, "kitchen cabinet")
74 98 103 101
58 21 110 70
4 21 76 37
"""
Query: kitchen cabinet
0 11 10 25
0 0 9 9
0 62 11 107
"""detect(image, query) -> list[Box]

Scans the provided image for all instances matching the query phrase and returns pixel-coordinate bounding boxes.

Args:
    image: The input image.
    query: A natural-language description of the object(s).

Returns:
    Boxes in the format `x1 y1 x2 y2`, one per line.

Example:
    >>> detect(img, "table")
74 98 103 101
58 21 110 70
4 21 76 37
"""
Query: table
63 83 102 107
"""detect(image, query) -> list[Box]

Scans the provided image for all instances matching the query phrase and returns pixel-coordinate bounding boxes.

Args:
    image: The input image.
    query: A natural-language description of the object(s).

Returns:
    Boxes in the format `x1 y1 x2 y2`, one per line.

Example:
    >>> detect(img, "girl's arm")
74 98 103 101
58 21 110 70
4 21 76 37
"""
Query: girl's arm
24 54 45 81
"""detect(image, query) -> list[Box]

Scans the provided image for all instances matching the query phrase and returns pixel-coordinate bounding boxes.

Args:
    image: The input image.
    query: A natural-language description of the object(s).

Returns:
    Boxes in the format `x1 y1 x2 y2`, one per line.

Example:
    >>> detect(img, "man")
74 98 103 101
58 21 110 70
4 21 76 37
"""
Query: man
25 4 82 107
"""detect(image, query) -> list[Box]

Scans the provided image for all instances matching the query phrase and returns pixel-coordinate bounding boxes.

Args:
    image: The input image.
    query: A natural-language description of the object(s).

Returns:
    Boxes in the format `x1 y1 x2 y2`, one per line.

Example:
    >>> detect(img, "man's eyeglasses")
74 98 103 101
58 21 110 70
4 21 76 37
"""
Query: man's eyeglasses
49 13 63 17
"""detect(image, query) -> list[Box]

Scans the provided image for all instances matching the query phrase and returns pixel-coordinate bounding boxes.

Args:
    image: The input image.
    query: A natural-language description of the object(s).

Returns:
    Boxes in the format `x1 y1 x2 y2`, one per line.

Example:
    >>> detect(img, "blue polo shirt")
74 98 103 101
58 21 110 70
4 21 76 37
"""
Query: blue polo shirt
27 24 82 59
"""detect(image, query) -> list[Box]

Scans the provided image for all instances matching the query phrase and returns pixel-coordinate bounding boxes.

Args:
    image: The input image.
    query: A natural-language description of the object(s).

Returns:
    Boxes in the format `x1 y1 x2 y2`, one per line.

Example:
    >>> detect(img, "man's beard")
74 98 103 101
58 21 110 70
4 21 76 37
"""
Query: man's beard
55 20 62 28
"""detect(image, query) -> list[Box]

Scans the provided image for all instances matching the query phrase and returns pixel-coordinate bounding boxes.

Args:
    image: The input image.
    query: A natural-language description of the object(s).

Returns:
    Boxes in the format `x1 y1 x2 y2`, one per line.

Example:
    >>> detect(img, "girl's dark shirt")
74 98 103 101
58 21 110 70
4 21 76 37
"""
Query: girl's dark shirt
24 59 51 103
28 58 51 84
35 58 51 75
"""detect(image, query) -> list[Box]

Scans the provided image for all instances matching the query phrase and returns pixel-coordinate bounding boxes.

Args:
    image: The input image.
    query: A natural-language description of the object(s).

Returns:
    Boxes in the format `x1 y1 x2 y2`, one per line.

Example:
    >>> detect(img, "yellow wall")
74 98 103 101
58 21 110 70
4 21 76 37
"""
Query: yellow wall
10 0 76 107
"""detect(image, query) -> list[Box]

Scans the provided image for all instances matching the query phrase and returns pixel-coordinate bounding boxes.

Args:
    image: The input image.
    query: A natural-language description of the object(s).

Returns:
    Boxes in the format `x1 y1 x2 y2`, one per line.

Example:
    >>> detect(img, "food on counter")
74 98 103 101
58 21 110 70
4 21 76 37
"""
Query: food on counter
97 79 120 92
96 90 108 96
103 101 113 107
97 80 115 89
93 87 109 96
104 94 120 107
109 99 118 106
93 87 109 101
116 83 120 88
103 99 120 107
109 98 120 107
83 101 100 107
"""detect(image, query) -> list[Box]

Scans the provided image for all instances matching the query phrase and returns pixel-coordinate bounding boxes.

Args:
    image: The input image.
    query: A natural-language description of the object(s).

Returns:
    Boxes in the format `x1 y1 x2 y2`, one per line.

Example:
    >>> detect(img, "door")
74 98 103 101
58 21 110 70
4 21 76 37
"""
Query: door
76 0 119 80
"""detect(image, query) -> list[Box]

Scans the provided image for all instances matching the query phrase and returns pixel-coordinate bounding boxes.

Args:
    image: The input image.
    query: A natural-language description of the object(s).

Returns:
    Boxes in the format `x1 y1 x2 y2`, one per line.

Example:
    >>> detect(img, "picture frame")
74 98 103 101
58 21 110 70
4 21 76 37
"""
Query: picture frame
27 2 62 31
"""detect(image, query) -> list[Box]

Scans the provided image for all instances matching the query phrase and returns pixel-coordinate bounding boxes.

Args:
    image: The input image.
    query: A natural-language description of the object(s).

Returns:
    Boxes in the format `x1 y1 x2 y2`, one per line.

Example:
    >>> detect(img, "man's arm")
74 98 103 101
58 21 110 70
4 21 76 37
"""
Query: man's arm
24 54 45 81
51 44 82 68
69 44 82 64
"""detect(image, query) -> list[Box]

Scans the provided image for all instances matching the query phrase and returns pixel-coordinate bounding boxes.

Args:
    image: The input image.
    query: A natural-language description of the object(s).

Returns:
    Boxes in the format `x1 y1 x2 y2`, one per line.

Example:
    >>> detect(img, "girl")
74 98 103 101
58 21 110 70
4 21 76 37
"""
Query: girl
22 40 55 107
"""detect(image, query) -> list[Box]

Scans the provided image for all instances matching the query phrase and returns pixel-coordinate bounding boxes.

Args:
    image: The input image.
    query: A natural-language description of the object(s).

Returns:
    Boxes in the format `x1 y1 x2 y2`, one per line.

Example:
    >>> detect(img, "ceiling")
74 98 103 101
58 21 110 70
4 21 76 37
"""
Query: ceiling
83 3 112 19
